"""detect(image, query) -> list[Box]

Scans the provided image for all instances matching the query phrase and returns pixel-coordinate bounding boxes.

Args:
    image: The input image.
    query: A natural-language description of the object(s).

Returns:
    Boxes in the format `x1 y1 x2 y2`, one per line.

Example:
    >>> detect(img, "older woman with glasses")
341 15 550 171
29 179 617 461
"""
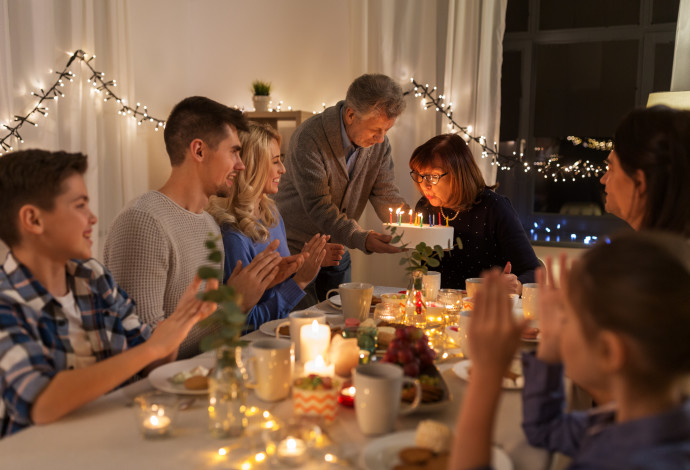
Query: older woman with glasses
409 133 540 293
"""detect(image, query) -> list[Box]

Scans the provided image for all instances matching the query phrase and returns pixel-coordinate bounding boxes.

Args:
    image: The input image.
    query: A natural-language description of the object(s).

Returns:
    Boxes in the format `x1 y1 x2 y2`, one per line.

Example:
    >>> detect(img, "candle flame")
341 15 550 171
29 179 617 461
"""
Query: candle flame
310 320 319 331
287 438 297 450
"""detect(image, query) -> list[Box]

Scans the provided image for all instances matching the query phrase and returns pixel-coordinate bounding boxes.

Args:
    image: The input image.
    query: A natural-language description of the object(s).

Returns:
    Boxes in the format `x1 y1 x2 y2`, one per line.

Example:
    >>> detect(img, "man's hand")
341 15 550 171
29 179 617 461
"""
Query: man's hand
267 254 305 289
365 231 403 254
227 239 281 311
322 239 345 267
294 234 328 289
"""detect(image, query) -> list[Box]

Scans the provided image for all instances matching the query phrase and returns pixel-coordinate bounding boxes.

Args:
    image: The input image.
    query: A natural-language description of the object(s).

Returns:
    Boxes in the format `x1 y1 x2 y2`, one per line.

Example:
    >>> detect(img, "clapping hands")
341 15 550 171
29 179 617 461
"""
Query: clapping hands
294 234 328 289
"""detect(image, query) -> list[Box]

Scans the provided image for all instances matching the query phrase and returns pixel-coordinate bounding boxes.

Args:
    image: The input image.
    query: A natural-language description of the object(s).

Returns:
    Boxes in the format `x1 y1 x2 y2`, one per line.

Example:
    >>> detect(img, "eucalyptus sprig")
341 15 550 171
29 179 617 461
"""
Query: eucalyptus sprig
196 234 247 351
386 225 463 274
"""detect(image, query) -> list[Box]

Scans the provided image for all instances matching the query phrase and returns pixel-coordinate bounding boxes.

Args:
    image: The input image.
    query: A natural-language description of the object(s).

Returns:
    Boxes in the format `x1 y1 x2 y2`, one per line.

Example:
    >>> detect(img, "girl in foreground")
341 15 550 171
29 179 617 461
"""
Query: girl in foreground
208 122 343 330
450 231 690 469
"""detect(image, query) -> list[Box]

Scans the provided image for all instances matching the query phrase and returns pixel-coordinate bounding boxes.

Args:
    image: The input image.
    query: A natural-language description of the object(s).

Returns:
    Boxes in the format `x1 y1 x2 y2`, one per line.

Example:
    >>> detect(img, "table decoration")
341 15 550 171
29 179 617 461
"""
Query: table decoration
134 391 178 438
276 436 307 466
300 320 331 363
195 235 249 438
338 382 356 407
292 374 341 423
331 336 360 377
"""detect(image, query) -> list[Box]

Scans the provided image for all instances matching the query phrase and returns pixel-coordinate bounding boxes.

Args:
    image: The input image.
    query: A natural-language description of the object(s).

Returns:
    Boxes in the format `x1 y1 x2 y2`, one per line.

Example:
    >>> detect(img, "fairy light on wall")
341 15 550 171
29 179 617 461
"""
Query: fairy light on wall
405 77 609 181
0 49 166 156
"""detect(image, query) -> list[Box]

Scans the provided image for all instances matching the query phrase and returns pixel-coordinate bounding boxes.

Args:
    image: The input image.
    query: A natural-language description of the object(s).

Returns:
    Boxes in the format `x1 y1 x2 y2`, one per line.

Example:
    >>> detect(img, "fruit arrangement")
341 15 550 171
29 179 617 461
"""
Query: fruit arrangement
381 325 436 378
293 374 336 391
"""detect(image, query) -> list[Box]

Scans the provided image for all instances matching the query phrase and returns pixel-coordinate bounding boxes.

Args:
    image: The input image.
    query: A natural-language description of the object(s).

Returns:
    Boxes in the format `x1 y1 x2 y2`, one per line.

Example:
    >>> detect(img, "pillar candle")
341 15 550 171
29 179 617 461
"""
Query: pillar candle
300 320 330 363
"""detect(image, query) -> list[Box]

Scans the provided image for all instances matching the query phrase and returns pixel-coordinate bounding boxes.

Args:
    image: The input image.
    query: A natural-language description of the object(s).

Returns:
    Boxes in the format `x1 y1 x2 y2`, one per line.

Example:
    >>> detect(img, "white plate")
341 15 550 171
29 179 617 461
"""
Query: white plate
324 286 404 309
452 359 524 390
360 430 513 470
258 318 290 338
148 355 215 395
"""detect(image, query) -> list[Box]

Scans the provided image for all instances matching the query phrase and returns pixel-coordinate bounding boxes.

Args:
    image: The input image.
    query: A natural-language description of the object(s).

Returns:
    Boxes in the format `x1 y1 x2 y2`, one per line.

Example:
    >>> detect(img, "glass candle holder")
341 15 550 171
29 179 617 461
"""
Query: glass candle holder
134 391 178 439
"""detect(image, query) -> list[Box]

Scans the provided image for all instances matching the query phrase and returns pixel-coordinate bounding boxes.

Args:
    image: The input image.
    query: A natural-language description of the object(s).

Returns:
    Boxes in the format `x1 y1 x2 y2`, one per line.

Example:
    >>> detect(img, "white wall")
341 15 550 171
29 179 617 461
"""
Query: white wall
126 0 352 190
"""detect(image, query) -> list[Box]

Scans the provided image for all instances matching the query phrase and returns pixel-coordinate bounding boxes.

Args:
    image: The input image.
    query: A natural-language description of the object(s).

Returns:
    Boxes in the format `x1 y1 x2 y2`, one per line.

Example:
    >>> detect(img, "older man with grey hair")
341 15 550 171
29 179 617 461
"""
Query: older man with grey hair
276 73 409 304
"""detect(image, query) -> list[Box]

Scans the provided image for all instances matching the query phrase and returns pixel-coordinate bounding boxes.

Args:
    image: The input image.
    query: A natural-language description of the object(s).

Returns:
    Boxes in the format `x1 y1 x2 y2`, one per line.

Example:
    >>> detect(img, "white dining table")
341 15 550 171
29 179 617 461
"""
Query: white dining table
0 290 550 470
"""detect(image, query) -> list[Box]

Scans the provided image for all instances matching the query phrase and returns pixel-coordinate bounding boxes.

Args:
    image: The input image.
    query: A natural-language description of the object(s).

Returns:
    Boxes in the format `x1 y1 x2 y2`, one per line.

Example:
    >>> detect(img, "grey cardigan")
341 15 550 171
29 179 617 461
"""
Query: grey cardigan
275 101 406 254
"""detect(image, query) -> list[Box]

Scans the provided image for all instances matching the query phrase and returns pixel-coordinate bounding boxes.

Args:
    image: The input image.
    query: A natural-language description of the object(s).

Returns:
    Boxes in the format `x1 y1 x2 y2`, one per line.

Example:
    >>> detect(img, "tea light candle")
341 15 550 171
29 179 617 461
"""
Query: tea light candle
304 354 334 376
300 320 330 363
277 436 307 466
338 383 356 407
358 349 371 364
142 414 171 437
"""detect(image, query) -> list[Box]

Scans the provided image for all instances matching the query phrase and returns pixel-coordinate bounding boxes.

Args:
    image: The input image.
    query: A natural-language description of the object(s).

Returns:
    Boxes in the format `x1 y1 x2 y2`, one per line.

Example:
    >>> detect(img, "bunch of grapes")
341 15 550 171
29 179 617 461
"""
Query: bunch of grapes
381 326 436 377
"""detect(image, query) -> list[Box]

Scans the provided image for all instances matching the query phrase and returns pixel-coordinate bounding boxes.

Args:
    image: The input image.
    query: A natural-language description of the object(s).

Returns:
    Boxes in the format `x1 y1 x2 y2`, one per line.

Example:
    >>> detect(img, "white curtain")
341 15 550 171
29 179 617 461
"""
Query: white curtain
0 0 149 259
671 0 690 91
347 0 507 286
442 0 507 185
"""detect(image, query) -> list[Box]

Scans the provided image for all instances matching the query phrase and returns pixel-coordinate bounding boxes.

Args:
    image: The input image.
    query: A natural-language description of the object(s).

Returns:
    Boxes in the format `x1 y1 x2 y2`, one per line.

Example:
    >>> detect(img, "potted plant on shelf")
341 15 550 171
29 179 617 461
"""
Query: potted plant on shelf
197 234 248 438
251 80 271 112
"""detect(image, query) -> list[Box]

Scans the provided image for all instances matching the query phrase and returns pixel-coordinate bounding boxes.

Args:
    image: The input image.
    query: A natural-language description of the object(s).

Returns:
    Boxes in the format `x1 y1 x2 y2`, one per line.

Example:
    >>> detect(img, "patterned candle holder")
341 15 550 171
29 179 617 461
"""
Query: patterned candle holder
292 375 340 424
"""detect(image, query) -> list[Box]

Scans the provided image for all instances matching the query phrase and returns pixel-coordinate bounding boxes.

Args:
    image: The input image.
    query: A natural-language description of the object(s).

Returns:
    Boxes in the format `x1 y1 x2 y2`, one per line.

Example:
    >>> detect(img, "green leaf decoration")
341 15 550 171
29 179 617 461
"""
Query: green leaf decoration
198 266 220 280
427 257 440 267
391 235 402 244
399 257 408 266
434 246 444 259
456 237 463 249
208 250 223 263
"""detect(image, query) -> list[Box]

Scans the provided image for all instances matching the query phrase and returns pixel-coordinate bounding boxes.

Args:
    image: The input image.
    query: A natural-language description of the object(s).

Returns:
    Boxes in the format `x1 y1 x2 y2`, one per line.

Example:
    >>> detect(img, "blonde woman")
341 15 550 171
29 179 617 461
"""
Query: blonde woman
208 122 343 329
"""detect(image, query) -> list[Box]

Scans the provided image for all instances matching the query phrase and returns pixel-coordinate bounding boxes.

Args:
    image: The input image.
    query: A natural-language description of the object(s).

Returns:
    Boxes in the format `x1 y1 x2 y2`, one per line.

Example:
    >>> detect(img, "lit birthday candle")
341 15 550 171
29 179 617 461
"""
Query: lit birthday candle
389 207 393 224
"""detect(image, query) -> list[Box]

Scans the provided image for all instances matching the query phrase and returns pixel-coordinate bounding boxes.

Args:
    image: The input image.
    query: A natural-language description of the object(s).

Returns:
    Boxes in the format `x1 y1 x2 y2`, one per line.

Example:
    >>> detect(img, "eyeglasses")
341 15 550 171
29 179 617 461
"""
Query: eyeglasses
410 171 448 185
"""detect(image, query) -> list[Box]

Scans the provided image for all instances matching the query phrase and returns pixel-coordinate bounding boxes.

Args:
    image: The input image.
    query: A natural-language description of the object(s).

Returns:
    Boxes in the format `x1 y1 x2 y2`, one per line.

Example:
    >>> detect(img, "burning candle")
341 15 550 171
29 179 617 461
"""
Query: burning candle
389 207 392 224
409 209 413 224
439 212 441 225
303 354 334 376
396 208 401 226
277 437 307 466
418 213 423 227
446 216 449 226
300 320 330 363
338 383 356 407
142 415 171 437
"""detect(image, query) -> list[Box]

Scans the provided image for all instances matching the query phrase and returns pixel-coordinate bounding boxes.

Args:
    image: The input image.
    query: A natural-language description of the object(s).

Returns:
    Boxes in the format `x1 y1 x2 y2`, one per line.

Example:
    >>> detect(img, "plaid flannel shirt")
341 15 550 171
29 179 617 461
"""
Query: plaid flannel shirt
0 253 150 437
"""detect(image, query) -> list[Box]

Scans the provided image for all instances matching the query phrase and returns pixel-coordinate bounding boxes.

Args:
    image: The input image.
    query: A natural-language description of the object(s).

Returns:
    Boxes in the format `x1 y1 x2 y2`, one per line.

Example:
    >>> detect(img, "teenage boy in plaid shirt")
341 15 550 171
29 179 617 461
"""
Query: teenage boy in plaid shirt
0 150 217 437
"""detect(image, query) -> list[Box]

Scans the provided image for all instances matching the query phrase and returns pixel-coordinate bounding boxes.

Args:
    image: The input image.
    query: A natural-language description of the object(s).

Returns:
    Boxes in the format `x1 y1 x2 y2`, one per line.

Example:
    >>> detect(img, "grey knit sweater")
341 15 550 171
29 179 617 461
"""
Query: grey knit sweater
103 191 222 359
275 101 407 254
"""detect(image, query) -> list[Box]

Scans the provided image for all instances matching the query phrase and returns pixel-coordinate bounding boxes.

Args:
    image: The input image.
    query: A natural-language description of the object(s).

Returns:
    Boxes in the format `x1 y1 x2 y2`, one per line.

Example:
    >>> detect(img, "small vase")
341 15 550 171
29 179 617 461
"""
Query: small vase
252 95 270 112
208 346 247 438
405 270 427 327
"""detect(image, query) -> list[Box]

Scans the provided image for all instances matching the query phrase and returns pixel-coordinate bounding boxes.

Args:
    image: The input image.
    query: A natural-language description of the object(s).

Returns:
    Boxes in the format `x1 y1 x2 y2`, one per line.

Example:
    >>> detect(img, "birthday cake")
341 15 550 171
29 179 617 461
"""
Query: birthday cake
383 223 455 250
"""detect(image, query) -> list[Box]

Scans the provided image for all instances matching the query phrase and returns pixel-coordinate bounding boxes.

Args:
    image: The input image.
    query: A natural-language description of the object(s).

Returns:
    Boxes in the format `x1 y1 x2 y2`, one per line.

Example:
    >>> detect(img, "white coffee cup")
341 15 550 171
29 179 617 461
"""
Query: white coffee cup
246 338 294 402
521 283 539 323
326 282 374 321
457 310 472 358
465 277 483 300
352 363 422 435
422 271 441 302
275 310 326 361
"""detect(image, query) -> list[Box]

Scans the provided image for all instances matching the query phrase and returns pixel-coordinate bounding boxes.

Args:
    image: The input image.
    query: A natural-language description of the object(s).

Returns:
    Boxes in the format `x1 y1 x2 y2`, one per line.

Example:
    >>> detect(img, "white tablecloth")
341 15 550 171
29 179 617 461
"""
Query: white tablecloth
0 293 550 470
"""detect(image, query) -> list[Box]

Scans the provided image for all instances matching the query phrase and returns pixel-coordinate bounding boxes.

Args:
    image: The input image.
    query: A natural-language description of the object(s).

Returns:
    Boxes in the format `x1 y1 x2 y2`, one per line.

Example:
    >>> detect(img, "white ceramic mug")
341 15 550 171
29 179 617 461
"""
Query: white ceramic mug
465 277 483 300
422 271 442 302
326 282 374 320
246 338 294 402
457 310 472 358
353 363 422 435
275 310 326 361
521 283 539 323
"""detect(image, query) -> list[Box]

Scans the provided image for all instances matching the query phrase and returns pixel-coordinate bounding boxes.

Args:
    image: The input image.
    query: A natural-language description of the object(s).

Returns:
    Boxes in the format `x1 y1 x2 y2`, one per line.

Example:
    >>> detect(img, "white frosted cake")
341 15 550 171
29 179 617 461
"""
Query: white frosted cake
383 223 454 250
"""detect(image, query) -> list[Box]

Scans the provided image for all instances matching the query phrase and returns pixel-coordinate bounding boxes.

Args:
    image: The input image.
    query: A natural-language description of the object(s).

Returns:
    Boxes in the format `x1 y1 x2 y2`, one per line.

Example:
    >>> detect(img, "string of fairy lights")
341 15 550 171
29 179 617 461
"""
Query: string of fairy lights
405 77 611 182
0 49 166 156
1 52 610 182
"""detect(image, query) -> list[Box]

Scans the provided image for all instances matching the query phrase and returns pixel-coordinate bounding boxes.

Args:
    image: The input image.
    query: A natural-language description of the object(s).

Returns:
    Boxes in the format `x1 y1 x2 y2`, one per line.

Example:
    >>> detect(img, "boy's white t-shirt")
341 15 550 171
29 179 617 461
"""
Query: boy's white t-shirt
55 290 97 369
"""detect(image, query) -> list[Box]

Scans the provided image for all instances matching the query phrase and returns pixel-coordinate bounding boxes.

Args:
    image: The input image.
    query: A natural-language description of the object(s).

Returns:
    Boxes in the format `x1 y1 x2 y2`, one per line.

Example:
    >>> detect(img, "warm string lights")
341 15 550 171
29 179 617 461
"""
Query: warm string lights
404 78 610 181
0 49 166 155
